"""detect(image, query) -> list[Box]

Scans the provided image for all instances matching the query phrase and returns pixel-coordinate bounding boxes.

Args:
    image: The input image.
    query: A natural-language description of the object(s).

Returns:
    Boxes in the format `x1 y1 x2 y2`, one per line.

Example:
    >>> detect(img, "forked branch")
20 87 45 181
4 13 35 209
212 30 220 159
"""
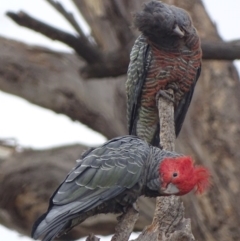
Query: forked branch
45 0 87 38
6 9 240 79
6 11 102 64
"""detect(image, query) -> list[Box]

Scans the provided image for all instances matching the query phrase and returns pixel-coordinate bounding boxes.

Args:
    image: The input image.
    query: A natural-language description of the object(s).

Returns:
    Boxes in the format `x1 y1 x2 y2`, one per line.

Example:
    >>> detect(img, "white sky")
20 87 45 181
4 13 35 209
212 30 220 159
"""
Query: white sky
0 0 240 240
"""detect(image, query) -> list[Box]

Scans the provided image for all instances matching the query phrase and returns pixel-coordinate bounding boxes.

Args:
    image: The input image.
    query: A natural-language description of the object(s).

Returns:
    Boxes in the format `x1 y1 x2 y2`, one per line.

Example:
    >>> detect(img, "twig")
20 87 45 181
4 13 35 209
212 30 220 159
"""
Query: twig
6 11 102 64
45 0 87 38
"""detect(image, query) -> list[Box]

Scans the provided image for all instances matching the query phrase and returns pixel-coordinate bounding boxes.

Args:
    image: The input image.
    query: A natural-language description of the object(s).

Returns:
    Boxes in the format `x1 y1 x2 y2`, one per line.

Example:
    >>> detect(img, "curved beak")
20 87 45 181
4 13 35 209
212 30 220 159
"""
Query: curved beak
173 25 185 38
161 183 179 195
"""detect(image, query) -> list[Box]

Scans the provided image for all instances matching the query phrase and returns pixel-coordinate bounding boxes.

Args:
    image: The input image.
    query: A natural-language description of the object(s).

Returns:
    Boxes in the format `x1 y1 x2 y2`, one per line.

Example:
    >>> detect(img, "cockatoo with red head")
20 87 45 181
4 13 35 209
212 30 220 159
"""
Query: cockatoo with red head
32 136 210 241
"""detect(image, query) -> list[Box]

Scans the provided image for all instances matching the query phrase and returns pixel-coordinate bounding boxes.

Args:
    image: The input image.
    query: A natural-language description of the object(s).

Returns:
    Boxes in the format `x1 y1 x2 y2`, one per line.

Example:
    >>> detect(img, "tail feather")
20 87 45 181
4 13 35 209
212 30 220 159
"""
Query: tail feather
32 213 86 241
31 212 48 239
40 222 68 241
31 203 88 241
32 210 69 240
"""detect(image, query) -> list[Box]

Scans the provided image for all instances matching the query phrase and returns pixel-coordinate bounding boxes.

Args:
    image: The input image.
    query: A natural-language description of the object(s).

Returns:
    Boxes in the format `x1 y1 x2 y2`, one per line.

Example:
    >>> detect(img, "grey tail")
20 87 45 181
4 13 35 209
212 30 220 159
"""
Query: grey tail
41 222 68 241
31 212 47 239
31 211 69 241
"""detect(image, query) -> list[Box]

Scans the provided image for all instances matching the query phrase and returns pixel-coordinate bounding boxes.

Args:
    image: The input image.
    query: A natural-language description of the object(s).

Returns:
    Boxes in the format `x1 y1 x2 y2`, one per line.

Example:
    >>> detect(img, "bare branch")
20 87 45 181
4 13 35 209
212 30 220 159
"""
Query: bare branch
81 39 240 79
202 40 240 60
6 10 240 79
154 91 193 240
80 51 130 78
111 205 139 241
158 90 175 151
6 11 102 64
105 1 135 48
71 0 144 51
0 37 127 139
45 0 87 38
132 90 195 241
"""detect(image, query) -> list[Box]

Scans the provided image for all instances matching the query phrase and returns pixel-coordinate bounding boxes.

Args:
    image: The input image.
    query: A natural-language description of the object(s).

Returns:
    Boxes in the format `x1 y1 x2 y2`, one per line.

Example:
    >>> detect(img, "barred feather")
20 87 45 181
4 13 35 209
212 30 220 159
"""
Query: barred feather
126 1 202 146
31 136 209 241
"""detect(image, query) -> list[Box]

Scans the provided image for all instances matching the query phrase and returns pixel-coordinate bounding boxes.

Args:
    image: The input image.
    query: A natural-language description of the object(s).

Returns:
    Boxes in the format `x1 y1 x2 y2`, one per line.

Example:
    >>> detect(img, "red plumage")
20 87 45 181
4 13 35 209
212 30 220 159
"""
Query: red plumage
193 166 211 194
159 156 210 195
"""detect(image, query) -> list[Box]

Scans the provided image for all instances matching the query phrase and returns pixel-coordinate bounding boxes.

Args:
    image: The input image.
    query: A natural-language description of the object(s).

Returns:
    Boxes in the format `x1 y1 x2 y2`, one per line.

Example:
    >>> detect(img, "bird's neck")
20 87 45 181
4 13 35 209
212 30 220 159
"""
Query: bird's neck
147 31 200 52
142 147 162 197
148 36 183 52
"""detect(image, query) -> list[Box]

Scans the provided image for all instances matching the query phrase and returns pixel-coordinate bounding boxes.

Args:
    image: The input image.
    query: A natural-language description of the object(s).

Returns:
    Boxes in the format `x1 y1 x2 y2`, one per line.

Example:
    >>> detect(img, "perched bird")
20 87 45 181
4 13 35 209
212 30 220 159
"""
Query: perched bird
126 1 202 146
32 136 210 241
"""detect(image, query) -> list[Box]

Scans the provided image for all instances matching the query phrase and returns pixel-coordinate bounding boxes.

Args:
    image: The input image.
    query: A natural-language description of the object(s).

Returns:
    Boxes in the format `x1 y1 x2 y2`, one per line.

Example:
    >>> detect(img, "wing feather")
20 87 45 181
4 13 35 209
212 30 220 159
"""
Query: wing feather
32 136 150 240
126 35 152 135
175 66 201 136
52 136 149 208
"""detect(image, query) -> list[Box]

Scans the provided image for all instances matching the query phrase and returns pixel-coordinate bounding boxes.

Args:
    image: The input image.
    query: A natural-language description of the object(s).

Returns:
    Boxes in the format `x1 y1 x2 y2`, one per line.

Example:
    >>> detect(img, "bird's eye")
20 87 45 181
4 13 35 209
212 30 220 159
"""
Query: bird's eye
172 172 178 177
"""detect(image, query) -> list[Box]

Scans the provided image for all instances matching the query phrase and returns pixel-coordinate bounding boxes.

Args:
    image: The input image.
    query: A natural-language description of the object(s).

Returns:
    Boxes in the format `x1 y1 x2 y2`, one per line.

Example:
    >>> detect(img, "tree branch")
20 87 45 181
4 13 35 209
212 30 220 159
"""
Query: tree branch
71 0 145 51
154 91 193 240
133 197 194 241
45 0 87 38
111 205 139 241
104 1 135 48
202 40 240 60
80 51 130 78
6 10 240 79
0 37 127 139
6 10 131 78
6 11 102 64
158 90 175 151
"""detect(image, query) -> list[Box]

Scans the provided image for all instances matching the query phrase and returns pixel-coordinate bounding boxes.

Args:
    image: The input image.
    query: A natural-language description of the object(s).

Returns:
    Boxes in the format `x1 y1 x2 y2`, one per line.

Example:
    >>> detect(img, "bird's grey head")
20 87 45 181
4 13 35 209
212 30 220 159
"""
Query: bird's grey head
170 5 194 35
134 1 194 43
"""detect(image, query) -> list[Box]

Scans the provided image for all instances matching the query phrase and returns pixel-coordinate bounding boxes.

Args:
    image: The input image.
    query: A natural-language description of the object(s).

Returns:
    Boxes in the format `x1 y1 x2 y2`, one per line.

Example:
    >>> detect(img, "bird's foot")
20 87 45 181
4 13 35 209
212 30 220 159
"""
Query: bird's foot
156 90 174 105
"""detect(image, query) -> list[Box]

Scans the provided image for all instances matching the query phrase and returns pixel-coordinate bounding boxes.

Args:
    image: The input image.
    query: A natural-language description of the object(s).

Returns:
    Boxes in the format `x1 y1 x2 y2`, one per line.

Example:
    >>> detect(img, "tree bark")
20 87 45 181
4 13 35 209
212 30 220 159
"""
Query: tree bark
6 1 240 79
0 37 127 139
0 0 240 241
154 90 193 241
171 1 240 241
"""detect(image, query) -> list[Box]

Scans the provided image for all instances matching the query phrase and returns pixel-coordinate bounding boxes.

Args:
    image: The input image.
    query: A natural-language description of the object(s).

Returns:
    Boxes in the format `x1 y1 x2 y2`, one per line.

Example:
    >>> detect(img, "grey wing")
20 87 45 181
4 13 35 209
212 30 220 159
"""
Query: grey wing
53 136 149 206
32 136 149 240
52 136 149 204
174 66 201 137
126 35 152 135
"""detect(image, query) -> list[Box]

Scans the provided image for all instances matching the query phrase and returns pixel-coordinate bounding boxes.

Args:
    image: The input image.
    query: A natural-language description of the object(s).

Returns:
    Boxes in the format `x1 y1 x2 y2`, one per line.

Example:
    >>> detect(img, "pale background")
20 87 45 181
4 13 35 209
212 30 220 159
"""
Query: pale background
0 0 239 240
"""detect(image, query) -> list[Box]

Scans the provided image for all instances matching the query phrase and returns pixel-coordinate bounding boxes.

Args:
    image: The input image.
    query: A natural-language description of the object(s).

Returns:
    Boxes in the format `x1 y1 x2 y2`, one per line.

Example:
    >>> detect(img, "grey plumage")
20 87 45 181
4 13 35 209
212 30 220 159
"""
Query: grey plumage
126 1 202 146
32 136 181 241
